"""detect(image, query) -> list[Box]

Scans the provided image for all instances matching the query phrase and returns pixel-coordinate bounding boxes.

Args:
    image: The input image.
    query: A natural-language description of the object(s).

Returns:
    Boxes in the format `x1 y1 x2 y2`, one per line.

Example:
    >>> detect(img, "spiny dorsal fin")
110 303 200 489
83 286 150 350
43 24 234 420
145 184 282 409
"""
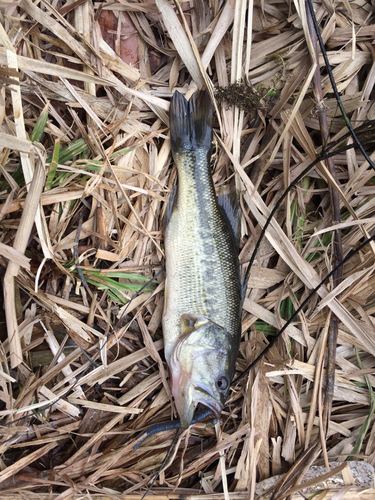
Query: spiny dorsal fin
216 184 241 250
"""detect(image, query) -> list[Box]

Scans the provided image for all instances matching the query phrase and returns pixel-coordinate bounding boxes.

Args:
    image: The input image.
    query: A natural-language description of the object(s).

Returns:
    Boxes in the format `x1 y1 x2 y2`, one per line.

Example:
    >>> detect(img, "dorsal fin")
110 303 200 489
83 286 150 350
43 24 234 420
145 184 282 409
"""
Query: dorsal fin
216 185 249 300
217 184 241 249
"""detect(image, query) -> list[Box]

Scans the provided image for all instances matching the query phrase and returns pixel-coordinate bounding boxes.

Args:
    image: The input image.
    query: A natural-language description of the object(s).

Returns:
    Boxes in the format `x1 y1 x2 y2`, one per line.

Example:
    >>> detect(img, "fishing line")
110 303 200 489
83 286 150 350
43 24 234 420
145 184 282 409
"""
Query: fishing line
306 0 375 171
242 119 375 289
0 267 164 434
233 231 375 385
140 427 179 500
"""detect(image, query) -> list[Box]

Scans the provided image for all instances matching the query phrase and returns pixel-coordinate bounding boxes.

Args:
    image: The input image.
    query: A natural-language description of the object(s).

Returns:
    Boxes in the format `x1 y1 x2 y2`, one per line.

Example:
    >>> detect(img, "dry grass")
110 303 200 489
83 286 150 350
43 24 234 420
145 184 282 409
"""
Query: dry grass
0 0 375 499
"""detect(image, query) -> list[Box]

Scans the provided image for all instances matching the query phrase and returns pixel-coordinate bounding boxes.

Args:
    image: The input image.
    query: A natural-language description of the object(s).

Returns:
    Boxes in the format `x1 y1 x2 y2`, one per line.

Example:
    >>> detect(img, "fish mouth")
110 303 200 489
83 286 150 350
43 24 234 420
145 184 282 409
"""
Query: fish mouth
193 386 223 420
172 372 223 428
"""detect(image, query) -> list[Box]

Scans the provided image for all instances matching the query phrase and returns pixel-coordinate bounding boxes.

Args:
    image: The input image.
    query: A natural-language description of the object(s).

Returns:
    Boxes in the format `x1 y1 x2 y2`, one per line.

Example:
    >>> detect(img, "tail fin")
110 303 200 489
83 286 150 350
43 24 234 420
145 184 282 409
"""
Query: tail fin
170 90 213 156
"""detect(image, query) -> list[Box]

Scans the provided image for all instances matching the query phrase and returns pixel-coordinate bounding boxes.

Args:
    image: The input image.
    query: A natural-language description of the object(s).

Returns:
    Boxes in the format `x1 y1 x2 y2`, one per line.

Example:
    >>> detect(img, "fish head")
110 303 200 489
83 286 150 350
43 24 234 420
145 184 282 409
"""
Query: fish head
170 314 234 428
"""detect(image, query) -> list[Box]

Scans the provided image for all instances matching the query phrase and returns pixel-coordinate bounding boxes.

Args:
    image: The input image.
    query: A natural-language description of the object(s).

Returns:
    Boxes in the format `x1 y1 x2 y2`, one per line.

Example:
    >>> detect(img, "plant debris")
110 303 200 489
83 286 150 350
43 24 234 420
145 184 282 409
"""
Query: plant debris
0 0 375 499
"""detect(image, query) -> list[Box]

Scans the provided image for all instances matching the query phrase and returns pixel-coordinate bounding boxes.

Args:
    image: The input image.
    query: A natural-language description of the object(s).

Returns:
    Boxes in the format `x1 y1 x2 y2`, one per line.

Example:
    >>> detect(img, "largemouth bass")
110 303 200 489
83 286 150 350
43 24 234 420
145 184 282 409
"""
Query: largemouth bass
163 90 242 428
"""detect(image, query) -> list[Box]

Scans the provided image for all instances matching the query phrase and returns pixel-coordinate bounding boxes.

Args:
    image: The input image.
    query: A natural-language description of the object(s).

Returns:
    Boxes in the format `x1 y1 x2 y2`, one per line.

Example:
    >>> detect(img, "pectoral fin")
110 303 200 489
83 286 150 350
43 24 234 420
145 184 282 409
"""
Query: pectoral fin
180 313 198 334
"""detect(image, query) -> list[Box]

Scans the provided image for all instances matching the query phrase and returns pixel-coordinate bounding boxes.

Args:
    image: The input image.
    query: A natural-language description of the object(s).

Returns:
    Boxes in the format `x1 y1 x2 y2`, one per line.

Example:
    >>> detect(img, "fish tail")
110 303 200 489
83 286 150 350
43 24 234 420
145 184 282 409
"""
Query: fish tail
170 90 213 156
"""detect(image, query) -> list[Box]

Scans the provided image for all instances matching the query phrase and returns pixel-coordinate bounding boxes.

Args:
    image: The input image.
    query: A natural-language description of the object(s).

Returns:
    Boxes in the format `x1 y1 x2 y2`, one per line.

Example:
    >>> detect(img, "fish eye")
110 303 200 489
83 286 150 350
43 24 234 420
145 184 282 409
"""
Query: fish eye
216 376 228 391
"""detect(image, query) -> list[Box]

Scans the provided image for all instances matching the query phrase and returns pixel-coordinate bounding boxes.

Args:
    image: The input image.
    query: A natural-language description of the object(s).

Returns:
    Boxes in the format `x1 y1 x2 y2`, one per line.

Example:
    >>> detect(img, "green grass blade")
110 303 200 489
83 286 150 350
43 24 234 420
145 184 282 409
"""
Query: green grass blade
46 139 60 190
91 271 158 282
82 271 157 303
46 138 89 164
107 290 127 304
30 102 49 143
255 320 277 336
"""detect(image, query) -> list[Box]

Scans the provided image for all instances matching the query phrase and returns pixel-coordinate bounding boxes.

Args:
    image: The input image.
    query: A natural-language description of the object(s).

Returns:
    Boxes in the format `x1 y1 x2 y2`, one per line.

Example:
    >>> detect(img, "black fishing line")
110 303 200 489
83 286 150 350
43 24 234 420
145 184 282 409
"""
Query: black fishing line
306 0 375 171
0 268 164 434
140 427 180 500
242 119 375 289
233 232 375 385
238 1 375 381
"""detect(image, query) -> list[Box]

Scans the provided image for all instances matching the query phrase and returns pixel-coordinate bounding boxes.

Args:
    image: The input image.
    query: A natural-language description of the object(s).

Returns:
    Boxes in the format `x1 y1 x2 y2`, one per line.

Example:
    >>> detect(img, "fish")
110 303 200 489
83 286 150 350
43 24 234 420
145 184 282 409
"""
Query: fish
163 89 242 429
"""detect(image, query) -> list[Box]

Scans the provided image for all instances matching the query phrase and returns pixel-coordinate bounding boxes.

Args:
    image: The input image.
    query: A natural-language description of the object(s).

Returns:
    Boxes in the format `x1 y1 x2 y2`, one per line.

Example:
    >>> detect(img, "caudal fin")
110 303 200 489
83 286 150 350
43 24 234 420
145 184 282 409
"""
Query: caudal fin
169 90 213 156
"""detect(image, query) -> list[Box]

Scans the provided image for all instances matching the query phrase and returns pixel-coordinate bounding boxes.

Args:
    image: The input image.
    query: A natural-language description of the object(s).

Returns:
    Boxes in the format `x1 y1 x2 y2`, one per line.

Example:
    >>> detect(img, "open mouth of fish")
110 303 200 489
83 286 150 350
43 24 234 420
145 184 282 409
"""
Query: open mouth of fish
172 366 224 427
193 387 223 419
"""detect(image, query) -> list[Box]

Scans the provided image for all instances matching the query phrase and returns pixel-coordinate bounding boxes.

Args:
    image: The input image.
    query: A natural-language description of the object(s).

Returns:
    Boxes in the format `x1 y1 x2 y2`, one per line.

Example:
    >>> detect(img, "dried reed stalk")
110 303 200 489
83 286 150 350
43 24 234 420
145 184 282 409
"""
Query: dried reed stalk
0 0 374 499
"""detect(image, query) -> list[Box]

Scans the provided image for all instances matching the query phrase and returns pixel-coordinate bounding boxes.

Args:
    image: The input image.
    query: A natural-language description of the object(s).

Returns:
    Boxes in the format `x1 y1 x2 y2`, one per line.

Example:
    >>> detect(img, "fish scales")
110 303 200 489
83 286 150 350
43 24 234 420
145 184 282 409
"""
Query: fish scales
163 90 242 428
164 151 239 348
